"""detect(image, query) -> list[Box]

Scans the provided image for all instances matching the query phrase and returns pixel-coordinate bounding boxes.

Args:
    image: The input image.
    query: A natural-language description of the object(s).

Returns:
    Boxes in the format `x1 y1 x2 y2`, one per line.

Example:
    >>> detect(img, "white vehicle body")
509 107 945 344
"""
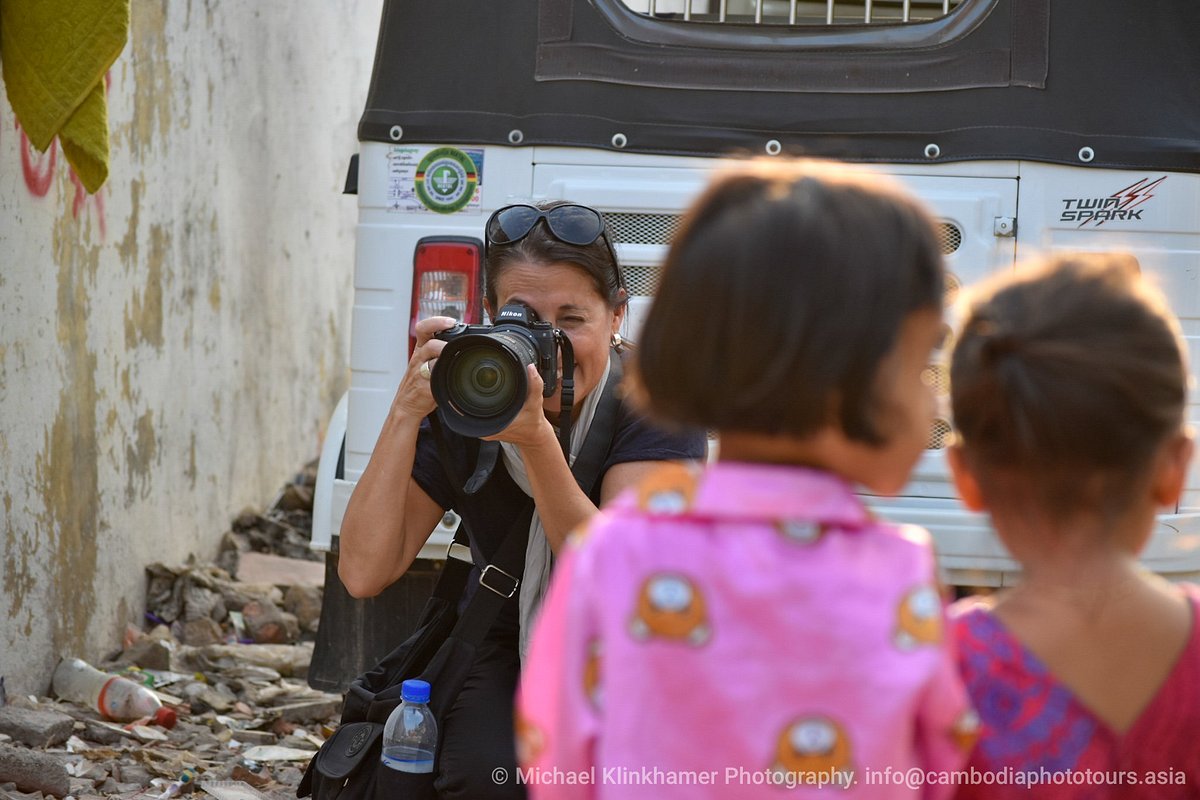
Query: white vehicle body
313 0 1200 589
313 145 1200 586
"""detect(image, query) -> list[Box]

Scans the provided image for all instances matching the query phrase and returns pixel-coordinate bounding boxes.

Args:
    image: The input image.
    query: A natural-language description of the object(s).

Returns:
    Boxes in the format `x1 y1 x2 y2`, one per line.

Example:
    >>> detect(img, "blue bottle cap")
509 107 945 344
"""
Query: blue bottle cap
401 679 431 704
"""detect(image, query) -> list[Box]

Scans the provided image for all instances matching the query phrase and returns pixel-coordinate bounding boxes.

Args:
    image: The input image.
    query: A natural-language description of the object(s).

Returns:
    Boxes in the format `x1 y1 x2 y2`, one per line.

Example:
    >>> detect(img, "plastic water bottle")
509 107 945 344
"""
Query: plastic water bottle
51 657 177 728
381 679 437 773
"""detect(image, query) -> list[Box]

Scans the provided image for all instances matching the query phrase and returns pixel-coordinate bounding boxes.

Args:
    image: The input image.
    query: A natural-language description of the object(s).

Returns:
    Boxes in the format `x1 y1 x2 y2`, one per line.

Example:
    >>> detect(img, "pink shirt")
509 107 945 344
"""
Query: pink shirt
518 462 973 799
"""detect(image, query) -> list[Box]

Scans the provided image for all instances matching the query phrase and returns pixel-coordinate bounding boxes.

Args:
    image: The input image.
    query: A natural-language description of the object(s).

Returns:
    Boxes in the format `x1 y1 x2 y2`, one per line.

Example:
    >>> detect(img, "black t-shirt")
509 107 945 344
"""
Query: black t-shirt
411 401 706 640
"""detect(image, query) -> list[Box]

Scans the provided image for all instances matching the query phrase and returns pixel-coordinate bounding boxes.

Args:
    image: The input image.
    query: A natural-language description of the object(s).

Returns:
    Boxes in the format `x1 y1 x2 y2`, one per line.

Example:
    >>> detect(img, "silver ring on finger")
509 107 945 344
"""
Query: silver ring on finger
419 360 433 380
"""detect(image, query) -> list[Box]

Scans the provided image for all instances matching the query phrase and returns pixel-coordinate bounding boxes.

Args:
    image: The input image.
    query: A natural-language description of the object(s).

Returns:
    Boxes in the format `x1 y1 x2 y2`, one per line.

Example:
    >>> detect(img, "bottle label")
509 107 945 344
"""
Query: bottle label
381 746 435 773
96 676 120 720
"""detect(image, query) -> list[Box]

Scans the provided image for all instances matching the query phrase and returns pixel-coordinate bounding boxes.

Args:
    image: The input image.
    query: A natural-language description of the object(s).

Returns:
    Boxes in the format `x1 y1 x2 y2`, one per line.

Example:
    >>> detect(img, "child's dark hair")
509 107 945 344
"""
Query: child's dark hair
485 200 626 312
633 160 944 443
951 253 1188 517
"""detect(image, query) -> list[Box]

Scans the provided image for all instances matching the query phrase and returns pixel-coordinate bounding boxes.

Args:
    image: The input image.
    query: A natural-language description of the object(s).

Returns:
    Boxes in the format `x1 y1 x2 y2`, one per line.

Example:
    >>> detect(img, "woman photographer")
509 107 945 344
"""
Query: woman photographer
338 201 706 799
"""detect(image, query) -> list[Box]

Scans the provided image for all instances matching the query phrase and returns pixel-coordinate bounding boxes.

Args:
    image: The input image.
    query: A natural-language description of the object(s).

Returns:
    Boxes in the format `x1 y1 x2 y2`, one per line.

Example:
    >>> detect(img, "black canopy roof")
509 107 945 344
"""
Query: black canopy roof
361 0 1200 173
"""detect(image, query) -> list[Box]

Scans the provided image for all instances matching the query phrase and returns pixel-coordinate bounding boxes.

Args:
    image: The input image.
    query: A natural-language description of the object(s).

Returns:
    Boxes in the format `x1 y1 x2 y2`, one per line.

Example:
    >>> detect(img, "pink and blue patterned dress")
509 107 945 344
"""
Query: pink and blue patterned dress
518 461 974 799
951 588 1200 798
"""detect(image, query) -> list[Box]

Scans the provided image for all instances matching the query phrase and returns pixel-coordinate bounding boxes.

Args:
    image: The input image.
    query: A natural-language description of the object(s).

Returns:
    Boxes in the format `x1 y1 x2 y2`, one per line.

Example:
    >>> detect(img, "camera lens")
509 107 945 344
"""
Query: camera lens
431 329 540 437
452 348 518 417
473 364 501 392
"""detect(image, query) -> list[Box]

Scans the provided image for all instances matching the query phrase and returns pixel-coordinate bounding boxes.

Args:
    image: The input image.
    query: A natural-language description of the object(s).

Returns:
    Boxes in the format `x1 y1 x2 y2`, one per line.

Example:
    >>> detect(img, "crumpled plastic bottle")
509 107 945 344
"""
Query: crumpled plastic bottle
51 657 177 728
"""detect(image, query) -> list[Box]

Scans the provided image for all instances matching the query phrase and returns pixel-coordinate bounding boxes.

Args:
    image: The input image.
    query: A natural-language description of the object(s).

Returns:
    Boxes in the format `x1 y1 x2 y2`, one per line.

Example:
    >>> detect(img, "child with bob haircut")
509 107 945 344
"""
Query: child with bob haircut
947 254 1200 795
516 160 976 799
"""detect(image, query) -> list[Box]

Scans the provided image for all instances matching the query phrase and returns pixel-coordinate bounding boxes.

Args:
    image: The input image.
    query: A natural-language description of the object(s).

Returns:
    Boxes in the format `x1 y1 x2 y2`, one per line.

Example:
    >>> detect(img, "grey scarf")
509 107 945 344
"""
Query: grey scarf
500 356 613 661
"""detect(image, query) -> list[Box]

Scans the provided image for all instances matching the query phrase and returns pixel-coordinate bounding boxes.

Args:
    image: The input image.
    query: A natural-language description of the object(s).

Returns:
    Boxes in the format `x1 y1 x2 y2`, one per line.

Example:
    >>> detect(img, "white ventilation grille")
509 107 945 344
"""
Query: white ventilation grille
623 265 663 297
927 417 954 450
606 212 684 246
937 221 963 254
622 0 965 25
608 212 961 254
922 364 949 398
607 212 963 298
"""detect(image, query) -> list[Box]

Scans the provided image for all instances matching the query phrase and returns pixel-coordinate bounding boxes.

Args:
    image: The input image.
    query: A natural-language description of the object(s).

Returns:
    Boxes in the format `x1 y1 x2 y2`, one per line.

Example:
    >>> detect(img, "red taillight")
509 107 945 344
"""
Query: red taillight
410 236 484 355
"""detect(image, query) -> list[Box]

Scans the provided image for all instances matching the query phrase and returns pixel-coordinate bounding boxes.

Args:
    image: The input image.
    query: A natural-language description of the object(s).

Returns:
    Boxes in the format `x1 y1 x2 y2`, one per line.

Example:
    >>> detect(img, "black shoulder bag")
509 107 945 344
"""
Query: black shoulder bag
298 353 623 800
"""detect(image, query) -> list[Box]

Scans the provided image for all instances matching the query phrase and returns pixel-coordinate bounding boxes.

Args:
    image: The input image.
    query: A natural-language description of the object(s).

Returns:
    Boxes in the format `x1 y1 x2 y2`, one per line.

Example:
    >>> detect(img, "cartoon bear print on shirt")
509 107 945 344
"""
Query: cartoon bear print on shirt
565 521 592 548
628 572 711 645
776 518 828 545
583 637 603 709
515 711 546 766
893 584 944 650
951 707 981 752
770 716 854 787
636 462 699 515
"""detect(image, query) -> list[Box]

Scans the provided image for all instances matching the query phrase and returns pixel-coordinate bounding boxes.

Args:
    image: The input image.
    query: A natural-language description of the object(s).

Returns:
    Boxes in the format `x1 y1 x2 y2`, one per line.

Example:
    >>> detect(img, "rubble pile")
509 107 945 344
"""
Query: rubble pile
0 464 343 800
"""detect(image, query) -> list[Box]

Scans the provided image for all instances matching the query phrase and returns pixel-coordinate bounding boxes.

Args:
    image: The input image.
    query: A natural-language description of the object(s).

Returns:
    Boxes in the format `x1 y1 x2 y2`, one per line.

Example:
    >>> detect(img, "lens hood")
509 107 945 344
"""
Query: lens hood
431 331 535 438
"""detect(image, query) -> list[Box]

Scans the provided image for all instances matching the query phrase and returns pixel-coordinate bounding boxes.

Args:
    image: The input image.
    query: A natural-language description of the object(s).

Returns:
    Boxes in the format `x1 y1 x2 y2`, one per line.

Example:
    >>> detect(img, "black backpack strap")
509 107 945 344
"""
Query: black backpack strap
569 349 623 498
444 501 533 646
384 505 526 683
427 411 531 644
423 520 477 607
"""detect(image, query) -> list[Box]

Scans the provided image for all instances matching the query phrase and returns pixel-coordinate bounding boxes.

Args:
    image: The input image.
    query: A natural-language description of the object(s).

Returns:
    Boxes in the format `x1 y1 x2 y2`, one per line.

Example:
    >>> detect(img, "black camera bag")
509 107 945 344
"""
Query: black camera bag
297 506 531 800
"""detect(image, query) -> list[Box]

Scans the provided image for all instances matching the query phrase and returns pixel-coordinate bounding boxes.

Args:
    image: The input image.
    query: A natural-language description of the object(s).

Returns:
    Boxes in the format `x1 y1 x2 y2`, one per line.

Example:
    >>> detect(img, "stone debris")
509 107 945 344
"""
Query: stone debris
0 743 71 797
0 707 74 749
0 464 343 800
236 554 325 591
198 782 273 800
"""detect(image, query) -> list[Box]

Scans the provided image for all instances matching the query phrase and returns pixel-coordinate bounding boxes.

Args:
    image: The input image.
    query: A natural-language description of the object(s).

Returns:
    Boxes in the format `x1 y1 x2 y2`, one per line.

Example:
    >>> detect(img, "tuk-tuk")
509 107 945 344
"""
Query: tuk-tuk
308 0 1200 689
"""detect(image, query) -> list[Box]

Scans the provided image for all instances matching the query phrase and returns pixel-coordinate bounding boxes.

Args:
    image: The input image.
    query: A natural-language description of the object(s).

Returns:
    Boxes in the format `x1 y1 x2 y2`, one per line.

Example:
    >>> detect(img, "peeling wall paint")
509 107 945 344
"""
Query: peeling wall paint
125 411 158 503
26 219 105 655
0 0 372 692
124 226 166 349
126 0 174 160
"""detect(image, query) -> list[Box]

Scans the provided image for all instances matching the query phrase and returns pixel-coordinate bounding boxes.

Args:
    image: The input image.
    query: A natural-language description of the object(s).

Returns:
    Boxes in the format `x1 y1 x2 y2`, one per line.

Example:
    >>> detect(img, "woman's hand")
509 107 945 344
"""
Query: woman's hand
392 316 457 419
482 363 559 453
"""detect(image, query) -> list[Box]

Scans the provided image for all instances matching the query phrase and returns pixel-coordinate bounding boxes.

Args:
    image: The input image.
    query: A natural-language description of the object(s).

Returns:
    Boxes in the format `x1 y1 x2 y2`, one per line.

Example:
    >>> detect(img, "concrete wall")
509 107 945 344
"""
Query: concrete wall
0 0 381 692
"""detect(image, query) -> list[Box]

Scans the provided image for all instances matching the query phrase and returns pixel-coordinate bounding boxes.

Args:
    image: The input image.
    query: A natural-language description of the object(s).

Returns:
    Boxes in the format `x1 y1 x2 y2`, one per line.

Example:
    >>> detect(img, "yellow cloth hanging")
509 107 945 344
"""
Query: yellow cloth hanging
0 0 129 193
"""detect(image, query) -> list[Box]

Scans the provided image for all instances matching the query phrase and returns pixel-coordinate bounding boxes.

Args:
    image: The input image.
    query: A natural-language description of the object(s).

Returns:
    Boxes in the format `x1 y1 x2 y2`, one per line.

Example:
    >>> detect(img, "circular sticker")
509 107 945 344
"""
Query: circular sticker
415 147 478 214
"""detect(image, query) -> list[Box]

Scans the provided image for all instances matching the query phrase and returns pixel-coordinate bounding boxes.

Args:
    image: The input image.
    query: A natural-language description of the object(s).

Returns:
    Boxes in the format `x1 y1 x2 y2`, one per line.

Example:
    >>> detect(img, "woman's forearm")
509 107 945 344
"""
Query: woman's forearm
339 315 457 597
337 410 432 597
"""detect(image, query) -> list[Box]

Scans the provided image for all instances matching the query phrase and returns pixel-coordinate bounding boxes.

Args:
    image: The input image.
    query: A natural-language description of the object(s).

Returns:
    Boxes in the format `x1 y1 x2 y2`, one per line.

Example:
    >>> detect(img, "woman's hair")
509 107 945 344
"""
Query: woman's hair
484 200 626 311
633 160 944 443
951 253 1188 518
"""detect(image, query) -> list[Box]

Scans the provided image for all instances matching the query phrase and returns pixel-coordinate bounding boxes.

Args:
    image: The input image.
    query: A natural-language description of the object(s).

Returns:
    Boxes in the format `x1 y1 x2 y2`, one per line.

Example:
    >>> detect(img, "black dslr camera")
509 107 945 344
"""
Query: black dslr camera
430 303 565 438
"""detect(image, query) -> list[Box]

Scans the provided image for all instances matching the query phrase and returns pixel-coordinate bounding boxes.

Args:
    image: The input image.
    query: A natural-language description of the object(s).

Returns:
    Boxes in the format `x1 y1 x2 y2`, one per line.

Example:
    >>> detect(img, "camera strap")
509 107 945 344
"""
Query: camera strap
463 442 500 496
556 332 575 459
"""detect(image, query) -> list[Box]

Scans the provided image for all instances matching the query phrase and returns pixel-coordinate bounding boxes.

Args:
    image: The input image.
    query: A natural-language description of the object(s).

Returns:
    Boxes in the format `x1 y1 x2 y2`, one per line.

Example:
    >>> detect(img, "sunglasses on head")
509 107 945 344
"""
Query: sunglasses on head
485 203 625 290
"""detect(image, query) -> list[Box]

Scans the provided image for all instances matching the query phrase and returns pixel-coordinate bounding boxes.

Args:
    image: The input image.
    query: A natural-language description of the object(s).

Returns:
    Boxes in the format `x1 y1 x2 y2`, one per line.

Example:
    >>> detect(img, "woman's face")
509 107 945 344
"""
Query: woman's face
488 260 624 416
